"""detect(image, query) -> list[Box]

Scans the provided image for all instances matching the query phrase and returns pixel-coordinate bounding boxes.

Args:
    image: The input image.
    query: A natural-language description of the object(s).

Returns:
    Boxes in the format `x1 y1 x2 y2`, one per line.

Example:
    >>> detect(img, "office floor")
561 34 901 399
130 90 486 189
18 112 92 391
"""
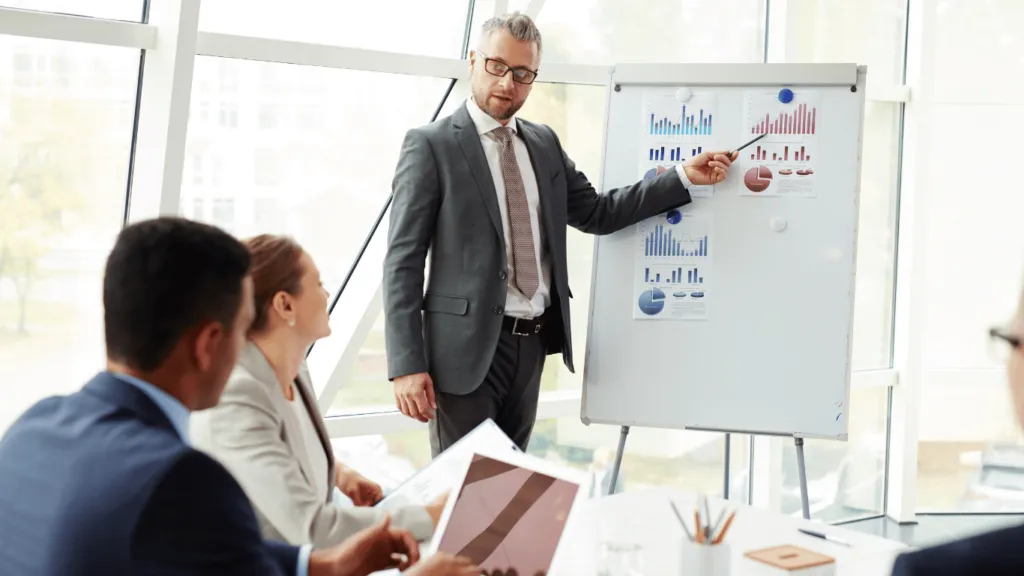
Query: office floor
843 514 1024 548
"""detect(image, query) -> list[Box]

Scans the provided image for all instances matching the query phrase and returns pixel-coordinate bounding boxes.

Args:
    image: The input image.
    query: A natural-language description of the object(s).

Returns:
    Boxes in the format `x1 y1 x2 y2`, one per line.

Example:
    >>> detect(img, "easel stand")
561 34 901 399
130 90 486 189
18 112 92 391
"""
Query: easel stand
794 437 811 520
606 426 812 520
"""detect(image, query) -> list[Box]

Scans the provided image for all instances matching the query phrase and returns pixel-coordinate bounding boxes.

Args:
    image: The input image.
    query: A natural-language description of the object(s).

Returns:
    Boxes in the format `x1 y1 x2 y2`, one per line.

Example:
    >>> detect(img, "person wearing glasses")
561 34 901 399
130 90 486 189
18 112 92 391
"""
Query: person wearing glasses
384 11 737 456
890 319 1024 575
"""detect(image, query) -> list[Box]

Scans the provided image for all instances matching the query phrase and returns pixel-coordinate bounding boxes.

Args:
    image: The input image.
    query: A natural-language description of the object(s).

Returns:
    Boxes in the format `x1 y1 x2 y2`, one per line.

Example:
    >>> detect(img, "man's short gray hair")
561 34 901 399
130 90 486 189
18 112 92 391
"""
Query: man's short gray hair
481 12 542 55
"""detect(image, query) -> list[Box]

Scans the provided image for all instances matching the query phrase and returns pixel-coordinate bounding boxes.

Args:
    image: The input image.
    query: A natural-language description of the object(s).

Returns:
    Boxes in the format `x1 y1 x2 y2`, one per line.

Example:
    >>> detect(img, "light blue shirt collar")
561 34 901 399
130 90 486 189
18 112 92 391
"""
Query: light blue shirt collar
109 372 191 445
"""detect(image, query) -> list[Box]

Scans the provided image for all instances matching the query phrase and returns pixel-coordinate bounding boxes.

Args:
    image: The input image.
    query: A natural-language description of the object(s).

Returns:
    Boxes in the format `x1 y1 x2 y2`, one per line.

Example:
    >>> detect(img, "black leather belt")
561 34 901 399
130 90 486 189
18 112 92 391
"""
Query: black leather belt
502 314 544 336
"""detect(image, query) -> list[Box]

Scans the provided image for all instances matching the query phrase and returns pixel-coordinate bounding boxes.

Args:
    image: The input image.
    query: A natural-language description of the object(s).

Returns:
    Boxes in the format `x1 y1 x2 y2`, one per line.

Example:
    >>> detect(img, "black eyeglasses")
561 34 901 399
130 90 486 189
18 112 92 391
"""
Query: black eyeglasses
477 50 538 85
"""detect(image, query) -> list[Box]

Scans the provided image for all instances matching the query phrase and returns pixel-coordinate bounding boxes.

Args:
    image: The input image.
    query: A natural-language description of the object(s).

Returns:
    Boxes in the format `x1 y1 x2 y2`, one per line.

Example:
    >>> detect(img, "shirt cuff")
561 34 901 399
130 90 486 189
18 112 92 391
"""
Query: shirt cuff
674 164 693 189
297 544 313 576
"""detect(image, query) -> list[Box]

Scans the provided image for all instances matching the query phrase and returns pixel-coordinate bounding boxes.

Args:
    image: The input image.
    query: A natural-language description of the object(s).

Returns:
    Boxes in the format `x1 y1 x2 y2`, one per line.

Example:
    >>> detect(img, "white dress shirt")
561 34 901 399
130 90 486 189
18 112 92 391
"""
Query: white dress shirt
466 97 552 319
464 97 695 319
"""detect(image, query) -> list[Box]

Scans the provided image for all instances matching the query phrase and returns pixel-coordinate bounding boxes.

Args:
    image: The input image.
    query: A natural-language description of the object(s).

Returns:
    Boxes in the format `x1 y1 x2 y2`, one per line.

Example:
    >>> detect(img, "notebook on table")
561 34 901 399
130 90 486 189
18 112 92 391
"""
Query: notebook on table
425 446 592 576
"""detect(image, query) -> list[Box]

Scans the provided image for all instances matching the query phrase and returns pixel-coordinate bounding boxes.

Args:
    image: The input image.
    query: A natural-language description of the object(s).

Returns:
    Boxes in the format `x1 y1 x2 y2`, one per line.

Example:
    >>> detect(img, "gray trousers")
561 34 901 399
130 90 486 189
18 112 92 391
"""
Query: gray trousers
429 328 546 458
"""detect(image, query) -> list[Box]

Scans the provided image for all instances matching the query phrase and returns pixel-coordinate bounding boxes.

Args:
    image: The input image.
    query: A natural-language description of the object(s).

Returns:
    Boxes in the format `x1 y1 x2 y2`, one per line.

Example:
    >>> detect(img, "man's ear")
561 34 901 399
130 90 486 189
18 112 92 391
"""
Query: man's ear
192 320 224 372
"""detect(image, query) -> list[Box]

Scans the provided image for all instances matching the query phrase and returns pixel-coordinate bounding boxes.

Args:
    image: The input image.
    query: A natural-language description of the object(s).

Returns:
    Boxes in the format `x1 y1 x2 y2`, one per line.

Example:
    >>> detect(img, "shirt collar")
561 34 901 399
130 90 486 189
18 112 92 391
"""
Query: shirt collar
109 372 191 445
466 96 518 137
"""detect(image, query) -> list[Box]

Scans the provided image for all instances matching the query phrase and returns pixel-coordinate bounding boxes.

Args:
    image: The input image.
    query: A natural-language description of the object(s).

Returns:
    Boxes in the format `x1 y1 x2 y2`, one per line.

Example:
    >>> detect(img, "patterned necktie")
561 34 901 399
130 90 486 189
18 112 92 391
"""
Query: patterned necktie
493 126 539 299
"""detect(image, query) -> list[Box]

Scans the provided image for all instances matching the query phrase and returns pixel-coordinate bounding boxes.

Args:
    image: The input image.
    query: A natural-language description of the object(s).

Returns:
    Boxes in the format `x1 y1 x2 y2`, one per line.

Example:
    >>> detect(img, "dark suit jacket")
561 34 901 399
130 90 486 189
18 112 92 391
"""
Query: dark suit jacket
384 102 691 395
0 372 300 575
891 524 1024 575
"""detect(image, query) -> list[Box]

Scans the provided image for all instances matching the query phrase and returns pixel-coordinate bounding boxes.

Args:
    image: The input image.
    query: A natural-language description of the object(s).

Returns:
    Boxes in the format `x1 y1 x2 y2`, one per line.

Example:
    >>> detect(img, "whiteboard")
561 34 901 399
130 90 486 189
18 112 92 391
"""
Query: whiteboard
581 64 866 440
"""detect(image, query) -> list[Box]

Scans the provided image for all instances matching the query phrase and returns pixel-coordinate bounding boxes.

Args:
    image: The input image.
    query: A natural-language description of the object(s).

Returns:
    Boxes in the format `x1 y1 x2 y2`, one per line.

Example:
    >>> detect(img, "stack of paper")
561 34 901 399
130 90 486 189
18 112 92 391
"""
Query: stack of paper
374 419 518 512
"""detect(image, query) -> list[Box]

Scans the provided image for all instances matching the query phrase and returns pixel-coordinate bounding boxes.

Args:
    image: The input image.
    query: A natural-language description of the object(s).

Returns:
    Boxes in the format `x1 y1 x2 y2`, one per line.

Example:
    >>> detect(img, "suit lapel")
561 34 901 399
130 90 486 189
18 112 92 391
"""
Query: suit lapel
296 361 335 495
239 343 321 495
454 104 504 241
518 121 558 245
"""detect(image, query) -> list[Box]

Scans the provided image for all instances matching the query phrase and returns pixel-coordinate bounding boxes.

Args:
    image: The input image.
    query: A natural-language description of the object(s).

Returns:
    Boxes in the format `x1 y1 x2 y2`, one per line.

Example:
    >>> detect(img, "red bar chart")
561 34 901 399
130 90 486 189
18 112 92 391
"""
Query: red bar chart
751 102 817 135
750 144 810 162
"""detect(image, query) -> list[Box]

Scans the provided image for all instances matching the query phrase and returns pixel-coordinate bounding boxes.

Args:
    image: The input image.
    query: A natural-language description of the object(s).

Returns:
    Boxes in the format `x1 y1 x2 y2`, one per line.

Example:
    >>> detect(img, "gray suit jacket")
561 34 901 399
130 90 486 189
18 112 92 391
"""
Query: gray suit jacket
190 342 434 547
384 103 692 395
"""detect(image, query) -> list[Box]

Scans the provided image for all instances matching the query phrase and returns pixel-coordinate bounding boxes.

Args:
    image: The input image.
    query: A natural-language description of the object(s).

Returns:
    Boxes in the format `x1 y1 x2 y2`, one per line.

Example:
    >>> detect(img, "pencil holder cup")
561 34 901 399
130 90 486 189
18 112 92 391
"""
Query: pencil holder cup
680 540 731 575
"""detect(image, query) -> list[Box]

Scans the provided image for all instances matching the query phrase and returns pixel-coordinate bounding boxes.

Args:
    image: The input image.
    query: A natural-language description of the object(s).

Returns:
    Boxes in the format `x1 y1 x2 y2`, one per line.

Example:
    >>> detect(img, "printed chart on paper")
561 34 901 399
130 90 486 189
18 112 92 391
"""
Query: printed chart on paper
638 91 720 198
739 90 823 198
633 209 712 321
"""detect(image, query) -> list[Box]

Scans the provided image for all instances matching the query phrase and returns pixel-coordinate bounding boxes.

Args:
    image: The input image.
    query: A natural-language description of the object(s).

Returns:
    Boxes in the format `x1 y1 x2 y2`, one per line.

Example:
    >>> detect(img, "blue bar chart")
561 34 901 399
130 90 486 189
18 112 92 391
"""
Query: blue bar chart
633 211 713 321
648 145 703 162
643 266 704 285
643 225 709 258
635 93 717 321
649 105 714 136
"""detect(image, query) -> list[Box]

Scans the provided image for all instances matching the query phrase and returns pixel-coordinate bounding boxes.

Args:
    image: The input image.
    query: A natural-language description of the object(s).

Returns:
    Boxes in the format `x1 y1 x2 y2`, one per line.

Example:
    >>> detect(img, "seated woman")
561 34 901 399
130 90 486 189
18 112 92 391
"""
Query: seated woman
191 234 442 548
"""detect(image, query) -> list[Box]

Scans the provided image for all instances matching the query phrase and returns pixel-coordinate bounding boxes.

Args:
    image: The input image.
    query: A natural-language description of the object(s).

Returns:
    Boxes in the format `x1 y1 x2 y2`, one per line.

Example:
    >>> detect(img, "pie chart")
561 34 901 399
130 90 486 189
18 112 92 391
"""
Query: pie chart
643 165 670 180
744 165 773 193
638 287 666 316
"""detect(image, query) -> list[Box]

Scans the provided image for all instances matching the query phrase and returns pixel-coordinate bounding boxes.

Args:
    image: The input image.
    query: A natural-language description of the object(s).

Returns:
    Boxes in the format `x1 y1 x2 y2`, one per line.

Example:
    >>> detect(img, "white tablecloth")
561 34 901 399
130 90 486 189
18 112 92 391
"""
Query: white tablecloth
551 488 909 575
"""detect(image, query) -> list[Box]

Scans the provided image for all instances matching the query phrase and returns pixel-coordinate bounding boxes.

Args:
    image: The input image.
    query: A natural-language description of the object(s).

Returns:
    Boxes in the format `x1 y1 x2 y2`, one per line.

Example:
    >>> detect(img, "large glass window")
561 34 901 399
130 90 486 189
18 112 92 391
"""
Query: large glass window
780 386 889 522
198 0 473 58
331 418 750 499
915 0 1024 512
773 0 907 371
0 0 143 21
517 83 607 394
479 0 764 65
778 0 907 84
0 35 139 434
534 422 750 499
761 0 905 521
182 57 451 297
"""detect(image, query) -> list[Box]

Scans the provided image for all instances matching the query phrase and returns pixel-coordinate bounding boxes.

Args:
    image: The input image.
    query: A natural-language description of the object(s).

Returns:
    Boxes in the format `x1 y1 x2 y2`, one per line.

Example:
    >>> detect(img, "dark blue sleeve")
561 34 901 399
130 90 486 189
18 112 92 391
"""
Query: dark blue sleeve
132 450 301 576
889 525 1024 576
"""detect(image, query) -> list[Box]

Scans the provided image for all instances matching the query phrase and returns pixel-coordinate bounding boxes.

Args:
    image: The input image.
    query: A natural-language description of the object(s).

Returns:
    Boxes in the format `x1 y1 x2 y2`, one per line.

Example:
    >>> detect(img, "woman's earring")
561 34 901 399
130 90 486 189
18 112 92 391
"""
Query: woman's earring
288 318 296 327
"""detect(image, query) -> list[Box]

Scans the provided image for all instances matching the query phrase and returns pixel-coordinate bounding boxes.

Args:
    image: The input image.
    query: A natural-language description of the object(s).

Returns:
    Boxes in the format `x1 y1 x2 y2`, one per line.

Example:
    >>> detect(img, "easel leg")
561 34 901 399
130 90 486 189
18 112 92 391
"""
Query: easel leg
607 426 630 496
795 437 811 519
723 433 731 500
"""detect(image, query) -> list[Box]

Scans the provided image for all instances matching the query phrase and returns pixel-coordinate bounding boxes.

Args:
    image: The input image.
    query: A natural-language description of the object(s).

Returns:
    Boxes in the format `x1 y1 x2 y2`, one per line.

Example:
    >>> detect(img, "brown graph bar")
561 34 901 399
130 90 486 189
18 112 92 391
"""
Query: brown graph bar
456 473 557 563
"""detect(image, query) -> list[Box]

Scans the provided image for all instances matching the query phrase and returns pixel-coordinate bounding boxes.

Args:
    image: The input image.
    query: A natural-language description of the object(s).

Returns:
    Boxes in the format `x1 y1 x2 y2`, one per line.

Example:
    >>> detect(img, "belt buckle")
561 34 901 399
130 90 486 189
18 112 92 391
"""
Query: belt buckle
510 317 538 337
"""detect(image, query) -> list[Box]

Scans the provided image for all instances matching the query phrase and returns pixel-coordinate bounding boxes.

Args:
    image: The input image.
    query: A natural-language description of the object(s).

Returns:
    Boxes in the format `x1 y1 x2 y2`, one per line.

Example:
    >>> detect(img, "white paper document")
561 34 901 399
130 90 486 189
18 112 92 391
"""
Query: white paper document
374 419 518 512
738 89 822 198
633 210 713 321
639 90 720 199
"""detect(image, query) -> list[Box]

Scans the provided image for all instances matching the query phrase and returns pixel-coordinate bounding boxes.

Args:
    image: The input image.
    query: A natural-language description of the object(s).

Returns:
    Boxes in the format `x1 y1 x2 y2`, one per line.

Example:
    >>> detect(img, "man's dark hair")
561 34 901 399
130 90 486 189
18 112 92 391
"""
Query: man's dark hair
103 217 251 371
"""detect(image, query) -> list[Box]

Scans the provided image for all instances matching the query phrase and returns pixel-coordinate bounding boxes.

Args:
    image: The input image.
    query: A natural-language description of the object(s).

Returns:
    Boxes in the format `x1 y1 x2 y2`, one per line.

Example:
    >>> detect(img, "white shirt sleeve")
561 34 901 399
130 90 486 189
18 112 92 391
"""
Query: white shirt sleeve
297 544 312 576
674 164 694 189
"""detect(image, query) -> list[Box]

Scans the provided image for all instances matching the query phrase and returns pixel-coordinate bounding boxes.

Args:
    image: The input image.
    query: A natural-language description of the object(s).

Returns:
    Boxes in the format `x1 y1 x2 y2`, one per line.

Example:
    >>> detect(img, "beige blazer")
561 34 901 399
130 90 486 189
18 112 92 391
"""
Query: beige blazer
191 342 433 547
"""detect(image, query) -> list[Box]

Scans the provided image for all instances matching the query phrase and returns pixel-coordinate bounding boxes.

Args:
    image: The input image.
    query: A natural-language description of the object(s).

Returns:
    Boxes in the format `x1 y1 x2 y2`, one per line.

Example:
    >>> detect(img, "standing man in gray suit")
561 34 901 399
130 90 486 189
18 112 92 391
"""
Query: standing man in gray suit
384 12 735 457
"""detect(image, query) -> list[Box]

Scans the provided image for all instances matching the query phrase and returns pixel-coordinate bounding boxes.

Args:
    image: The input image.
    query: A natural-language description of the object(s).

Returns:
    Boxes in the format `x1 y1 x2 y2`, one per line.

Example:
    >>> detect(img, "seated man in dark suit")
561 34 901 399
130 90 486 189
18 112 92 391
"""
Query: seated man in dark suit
0 217 421 576
891 286 1024 575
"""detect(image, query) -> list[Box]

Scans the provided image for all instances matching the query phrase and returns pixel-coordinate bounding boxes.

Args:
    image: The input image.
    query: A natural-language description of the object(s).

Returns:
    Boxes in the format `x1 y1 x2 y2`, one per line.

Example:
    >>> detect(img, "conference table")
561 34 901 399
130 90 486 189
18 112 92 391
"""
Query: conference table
552 488 910 574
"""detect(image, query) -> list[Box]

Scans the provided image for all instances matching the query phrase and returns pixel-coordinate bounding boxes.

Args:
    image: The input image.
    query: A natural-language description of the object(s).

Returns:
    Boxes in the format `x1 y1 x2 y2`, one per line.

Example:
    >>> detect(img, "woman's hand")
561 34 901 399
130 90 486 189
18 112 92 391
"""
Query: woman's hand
336 465 384 506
